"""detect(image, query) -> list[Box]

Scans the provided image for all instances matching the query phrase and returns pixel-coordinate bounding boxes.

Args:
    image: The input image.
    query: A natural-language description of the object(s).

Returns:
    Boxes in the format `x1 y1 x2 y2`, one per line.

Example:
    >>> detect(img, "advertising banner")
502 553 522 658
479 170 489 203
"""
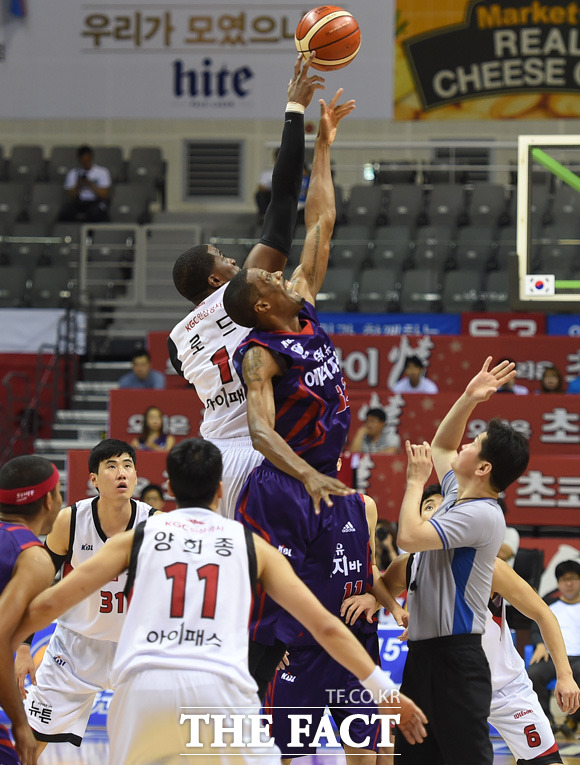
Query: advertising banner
0 0 393 119
395 0 580 119
344 453 580 527
108 388 202 443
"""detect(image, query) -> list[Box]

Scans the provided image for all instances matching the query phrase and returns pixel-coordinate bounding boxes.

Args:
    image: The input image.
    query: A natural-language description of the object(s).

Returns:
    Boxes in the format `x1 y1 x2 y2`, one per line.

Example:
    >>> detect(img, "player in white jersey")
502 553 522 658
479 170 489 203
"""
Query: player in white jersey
14 439 155 757
167 54 325 519
380 483 580 765
16 438 429 765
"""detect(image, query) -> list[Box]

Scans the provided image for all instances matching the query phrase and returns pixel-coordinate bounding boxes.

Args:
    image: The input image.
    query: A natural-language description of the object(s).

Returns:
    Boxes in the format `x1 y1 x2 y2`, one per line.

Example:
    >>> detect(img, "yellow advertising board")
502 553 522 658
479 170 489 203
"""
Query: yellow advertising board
395 0 580 119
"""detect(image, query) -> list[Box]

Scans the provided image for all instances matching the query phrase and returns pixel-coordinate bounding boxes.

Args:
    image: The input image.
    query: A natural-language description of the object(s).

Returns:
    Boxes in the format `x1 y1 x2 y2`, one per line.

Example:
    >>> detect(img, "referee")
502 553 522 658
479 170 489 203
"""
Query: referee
395 357 530 764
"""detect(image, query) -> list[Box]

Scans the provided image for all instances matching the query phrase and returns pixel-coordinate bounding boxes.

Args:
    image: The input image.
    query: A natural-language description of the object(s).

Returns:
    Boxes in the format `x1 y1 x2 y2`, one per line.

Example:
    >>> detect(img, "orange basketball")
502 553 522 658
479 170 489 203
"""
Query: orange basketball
295 6 361 71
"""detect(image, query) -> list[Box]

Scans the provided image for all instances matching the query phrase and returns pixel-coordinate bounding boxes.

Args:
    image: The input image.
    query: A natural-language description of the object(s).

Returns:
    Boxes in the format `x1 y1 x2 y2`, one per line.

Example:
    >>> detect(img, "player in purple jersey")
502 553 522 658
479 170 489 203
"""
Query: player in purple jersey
266 491 388 761
223 89 356 697
0 455 62 765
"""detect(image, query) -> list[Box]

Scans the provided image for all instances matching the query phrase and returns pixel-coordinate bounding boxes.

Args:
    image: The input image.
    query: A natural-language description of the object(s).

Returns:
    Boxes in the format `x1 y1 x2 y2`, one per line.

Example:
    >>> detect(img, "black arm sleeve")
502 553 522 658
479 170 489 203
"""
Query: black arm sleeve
259 111 305 257
44 542 66 574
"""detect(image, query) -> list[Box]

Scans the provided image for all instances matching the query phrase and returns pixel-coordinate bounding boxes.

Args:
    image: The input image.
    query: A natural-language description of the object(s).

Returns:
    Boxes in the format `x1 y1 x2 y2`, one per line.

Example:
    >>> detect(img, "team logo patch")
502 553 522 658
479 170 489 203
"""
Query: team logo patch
81 543 93 550
342 521 356 533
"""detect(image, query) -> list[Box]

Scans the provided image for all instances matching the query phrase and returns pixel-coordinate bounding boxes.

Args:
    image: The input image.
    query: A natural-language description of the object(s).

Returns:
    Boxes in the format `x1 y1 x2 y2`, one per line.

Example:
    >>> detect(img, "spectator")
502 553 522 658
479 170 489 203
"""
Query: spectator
497 497 520 569
118 351 165 390
567 375 580 394
528 560 580 738
131 406 175 452
348 407 400 455
58 144 111 223
375 519 399 571
392 355 439 394
496 358 529 395
139 483 166 512
539 365 565 393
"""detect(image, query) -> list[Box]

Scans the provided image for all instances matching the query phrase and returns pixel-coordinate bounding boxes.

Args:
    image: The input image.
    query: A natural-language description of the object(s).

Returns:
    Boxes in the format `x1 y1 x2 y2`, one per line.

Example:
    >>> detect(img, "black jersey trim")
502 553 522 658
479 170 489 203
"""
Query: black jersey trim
64 503 77 565
167 336 184 379
31 730 82 747
405 552 415 592
244 527 258 599
124 519 146 599
92 498 137 544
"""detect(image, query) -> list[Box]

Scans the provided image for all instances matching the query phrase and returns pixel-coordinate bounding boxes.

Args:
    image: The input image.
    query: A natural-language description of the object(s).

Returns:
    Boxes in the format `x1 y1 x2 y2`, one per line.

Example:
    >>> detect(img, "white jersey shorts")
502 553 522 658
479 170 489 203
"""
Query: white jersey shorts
25 625 116 745
208 436 263 520
108 667 282 765
489 670 559 763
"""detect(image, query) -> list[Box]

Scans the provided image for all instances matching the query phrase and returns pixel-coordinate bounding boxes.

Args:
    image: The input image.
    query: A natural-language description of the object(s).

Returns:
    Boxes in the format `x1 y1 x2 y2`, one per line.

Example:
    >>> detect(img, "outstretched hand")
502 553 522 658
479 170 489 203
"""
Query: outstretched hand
465 356 516 402
303 468 356 514
405 440 434 486
287 52 326 109
317 88 356 146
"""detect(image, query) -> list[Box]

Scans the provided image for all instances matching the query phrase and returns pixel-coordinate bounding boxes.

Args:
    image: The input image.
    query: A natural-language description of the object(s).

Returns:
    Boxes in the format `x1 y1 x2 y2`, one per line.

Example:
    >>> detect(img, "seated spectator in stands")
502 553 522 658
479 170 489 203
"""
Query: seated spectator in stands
496 358 529 395
497 498 519 568
375 519 399 571
58 144 111 223
539 365 565 394
348 407 400 455
392 355 439 395
118 351 165 390
140 483 166 512
567 374 580 394
131 406 175 452
528 560 580 738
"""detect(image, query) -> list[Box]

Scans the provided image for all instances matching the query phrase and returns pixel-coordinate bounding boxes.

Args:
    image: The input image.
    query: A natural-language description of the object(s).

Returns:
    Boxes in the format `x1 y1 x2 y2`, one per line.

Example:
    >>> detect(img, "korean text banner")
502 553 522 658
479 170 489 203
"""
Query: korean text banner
395 0 580 119
0 0 393 119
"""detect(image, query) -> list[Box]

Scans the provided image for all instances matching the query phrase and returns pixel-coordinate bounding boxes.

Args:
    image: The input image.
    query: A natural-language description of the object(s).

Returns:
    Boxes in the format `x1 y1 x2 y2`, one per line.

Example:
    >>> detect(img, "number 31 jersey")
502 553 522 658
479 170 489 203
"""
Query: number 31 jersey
168 284 251 439
57 497 154 642
112 508 257 695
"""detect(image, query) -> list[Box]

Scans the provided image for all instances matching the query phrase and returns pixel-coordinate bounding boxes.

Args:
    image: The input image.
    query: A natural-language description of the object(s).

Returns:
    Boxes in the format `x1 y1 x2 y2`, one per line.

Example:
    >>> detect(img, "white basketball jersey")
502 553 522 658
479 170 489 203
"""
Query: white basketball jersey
58 497 154 641
168 285 250 439
482 594 525 691
112 508 257 695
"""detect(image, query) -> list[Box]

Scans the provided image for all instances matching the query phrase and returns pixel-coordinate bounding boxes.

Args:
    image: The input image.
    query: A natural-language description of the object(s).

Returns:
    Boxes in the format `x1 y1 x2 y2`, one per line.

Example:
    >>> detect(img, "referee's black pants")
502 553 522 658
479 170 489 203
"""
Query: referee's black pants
395 633 493 765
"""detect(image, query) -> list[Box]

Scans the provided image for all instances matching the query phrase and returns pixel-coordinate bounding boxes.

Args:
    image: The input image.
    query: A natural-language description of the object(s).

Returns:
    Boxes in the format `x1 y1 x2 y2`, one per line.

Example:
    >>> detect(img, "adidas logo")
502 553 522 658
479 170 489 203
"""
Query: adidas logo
342 521 356 533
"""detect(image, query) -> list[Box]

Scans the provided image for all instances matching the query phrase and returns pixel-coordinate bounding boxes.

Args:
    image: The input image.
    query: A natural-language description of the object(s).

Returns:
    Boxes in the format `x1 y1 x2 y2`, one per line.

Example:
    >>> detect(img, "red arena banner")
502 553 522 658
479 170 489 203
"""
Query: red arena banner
332 335 580 394
108 389 203 442
461 313 546 338
347 393 580 456
67 450 176 511
341 454 580 528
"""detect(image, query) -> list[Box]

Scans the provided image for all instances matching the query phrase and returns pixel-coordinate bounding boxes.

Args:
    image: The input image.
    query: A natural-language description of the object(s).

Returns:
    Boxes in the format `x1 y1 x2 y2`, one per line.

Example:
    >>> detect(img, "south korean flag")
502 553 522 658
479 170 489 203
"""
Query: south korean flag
525 274 555 296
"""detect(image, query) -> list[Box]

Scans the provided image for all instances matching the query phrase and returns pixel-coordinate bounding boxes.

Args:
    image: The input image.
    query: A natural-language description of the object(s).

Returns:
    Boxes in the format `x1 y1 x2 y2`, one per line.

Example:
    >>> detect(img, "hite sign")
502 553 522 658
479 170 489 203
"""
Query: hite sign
0 0 393 119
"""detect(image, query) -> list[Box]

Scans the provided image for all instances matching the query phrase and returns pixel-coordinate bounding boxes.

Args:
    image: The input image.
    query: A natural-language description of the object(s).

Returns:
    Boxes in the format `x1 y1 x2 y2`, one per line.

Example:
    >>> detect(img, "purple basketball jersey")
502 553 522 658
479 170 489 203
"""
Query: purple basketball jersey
234 301 350 475
276 492 376 646
0 522 42 593
0 522 42 763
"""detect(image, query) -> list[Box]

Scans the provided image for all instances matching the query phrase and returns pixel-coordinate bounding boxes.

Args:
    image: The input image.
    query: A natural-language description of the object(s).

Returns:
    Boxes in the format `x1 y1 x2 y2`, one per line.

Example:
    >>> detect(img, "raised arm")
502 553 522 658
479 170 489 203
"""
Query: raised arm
396 441 442 553
244 54 324 273
492 558 580 715
290 90 356 303
431 357 516 482
242 344 354 511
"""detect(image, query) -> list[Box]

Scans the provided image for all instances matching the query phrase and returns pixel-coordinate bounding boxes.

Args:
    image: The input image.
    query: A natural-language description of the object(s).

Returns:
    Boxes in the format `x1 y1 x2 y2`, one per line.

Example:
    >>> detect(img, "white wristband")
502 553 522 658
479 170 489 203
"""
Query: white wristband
361 665 395 702
286 102 305 114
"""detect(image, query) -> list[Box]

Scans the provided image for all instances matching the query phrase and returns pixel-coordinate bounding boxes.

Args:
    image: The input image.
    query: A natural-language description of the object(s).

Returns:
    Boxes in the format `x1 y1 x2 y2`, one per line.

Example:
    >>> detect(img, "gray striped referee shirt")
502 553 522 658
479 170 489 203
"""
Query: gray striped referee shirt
407 470 505 641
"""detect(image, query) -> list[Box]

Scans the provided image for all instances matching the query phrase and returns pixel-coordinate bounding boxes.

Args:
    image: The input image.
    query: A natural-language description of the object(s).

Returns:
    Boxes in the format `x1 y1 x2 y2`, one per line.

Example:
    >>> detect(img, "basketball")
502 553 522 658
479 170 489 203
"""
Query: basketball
295 6 361 71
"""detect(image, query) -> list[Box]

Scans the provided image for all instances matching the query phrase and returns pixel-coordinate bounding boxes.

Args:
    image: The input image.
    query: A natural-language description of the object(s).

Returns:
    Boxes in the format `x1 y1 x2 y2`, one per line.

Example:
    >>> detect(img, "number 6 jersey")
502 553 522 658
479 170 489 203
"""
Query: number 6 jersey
112 508 258 695
58 497 154 642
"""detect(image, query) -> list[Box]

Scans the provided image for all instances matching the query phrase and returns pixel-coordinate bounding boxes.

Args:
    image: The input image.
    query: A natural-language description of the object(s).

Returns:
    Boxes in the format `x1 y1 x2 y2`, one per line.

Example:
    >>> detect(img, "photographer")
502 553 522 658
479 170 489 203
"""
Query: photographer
59 144 111 222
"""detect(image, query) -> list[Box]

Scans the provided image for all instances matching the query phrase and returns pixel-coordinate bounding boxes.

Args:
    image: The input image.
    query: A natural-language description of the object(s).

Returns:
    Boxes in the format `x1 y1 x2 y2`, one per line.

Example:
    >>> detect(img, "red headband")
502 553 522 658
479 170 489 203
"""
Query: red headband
0 464 59 506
